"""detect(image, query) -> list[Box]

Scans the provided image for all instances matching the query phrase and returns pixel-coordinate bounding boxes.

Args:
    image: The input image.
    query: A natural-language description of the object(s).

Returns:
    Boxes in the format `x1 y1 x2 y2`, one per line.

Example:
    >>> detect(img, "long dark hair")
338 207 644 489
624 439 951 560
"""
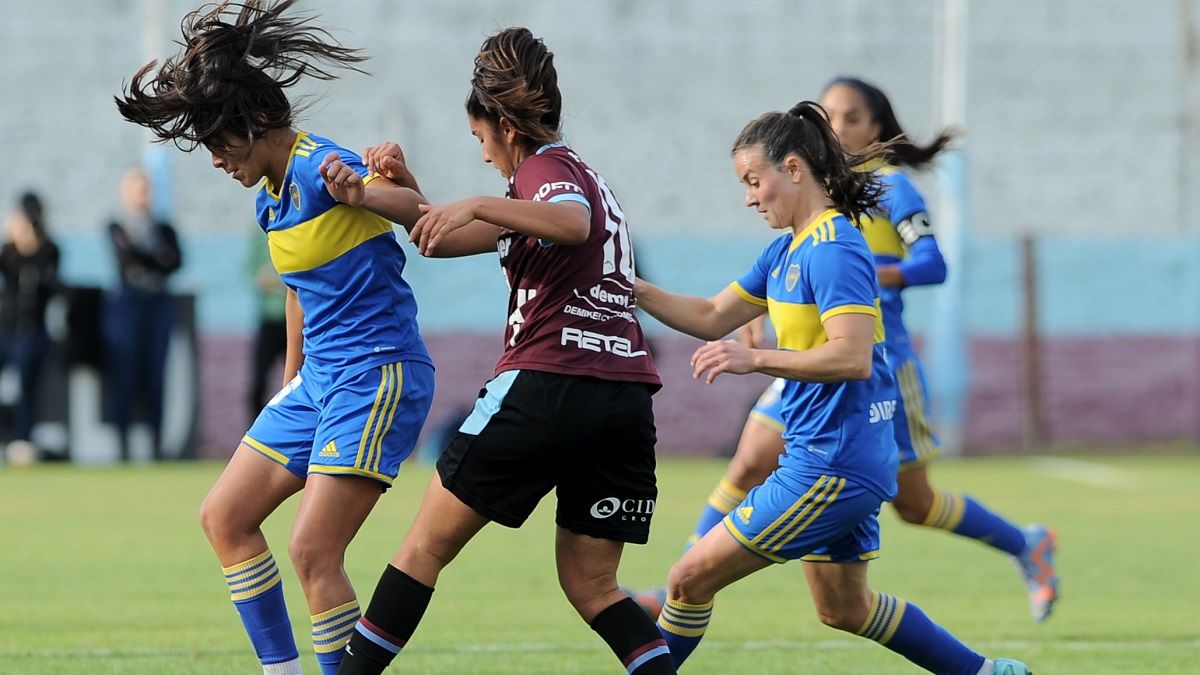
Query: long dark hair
115 0 367 153
823 76 954 170
732 101 889 226
465 27 562 149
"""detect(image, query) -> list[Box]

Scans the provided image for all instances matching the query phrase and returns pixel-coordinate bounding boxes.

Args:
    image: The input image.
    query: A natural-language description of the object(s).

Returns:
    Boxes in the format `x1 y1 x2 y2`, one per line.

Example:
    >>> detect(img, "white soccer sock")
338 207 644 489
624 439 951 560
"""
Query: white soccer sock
976 660 995 675
263 657 304 675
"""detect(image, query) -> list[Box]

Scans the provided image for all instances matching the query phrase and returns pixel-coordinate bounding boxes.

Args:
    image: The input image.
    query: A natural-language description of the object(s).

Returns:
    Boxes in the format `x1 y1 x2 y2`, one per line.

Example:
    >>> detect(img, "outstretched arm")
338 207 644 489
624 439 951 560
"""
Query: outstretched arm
319 152 426 230
635 280 764 342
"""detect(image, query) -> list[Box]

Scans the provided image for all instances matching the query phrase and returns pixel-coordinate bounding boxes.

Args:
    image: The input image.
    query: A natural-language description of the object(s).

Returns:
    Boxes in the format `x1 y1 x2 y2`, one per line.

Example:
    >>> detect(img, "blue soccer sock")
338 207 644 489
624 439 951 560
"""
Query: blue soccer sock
687 479 746 549
311 600 360 675
657 597 713 668
856 591 986 675
223 550 300 669
923 491 1027 556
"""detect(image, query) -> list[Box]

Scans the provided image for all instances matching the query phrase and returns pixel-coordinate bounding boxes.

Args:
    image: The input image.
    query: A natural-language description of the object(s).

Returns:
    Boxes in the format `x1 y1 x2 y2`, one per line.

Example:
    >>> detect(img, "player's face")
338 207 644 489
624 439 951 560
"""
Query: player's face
469 115 518 179
820 84 881 154
734 145 803 231
208 134 269 188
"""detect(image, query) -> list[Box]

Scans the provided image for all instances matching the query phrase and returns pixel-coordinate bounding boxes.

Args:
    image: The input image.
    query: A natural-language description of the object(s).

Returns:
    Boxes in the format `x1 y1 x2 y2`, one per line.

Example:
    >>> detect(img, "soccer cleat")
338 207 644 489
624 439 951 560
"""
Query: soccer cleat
621 586 667 621
994 657 1034 674
1015 524 1058 623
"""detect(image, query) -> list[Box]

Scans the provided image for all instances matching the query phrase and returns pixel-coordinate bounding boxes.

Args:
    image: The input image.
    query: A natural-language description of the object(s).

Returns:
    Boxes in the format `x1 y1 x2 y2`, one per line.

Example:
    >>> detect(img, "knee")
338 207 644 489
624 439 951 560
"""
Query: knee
199 493 238 546
814 600 870 633
558 571 619 619
891 490 932 525
288 534 343 583
665 560 714 606
392 537 456 580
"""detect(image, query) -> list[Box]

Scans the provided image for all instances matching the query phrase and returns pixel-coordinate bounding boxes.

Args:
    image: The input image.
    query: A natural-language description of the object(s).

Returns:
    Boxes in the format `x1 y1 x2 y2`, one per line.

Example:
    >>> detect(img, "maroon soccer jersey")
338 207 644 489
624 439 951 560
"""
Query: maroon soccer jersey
492 143 660 387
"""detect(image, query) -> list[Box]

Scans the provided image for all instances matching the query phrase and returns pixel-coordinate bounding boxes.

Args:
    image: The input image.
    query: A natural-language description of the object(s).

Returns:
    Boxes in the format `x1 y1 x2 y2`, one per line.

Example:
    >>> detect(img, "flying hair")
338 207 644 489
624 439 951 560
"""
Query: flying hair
114 0 367 153
824 76 955 170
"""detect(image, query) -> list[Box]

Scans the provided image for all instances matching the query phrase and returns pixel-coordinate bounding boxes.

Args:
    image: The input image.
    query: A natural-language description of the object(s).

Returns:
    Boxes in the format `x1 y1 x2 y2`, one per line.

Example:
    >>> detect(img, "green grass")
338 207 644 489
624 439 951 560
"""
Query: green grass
2 454 1198 674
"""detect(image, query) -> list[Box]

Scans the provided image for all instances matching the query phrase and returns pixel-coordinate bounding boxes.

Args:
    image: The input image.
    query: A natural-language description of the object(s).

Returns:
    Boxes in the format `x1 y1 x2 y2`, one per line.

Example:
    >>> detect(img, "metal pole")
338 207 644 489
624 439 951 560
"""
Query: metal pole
928 0 970 455
1020 234 1045 452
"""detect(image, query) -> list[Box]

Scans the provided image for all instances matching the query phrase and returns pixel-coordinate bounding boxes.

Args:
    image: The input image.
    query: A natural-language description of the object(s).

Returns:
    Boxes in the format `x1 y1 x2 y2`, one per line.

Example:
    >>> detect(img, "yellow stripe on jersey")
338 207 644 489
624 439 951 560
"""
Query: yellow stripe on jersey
730 281 768 307
292 133 319 158
820 300 887 344
788 208 841 252
268 205 394 275
860 213 906 258
769 300 822 351
264 132 316 200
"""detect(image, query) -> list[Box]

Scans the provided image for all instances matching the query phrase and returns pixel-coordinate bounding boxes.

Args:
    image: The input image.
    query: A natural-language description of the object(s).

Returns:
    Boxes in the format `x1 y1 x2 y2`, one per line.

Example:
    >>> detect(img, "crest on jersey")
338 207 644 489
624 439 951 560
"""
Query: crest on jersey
785 263 801 292
289 183 302 210
267 207 276 222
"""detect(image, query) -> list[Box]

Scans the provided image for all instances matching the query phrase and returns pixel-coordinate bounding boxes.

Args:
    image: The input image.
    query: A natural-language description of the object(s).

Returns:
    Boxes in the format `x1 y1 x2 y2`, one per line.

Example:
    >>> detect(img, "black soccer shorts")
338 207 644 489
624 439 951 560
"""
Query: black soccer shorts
437 369 658 544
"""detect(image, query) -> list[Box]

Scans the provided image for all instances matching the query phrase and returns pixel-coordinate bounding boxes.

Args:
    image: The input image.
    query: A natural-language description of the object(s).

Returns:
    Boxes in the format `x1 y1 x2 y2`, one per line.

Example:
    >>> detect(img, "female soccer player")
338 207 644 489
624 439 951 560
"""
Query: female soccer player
637 76 1058 626
327 27 674 675
115 3 434 673
636 101 1031 674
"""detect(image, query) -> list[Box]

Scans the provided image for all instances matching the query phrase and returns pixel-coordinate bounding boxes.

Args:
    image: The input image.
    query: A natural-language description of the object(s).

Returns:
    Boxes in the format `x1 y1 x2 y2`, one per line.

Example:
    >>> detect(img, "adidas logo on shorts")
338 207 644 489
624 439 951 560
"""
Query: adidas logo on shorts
318 441 339 458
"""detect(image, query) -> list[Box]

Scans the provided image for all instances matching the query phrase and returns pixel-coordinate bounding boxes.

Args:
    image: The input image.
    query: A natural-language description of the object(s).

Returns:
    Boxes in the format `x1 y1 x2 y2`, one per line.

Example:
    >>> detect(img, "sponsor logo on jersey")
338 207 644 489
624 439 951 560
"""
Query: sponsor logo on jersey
868 399 897 424
785 263 801 292
531 180 584 201
560 327 647 357
590 497 655 522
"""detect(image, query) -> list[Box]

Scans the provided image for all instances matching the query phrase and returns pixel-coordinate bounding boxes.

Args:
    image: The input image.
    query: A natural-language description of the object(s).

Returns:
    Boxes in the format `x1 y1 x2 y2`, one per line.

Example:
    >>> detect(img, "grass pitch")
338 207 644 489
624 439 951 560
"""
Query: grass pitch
2 453 1198 674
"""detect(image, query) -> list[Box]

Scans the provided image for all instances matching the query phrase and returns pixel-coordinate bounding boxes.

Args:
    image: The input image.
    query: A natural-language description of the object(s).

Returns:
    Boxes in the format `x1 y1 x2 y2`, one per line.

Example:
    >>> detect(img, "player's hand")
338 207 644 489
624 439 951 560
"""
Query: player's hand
410 200 475 256
364 142 409 181
690 339 756 384
319 151 366 206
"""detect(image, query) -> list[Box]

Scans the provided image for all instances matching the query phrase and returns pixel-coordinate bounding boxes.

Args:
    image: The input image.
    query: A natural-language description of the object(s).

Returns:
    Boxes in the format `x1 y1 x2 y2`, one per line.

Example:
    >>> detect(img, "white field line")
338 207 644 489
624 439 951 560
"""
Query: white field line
1029 456 1143 491
7 638 1198 659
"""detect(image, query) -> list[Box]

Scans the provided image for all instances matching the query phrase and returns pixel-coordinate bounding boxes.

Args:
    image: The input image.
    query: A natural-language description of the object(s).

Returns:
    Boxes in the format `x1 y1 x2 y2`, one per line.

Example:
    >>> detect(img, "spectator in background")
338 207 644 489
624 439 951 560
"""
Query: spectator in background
105 167 182 461
246 229 288 417
0 191 60 459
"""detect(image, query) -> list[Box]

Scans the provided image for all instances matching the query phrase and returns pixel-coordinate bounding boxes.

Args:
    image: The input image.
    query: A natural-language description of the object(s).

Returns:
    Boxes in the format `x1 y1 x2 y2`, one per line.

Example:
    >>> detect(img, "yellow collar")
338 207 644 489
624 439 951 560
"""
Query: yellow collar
790 208 841 249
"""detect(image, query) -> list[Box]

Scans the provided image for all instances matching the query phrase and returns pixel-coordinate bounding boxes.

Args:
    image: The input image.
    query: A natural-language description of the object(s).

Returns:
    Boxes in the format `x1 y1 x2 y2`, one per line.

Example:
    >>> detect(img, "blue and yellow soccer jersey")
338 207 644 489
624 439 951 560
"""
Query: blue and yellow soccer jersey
255 132 431 373
730 209 898 500
858 167 946 360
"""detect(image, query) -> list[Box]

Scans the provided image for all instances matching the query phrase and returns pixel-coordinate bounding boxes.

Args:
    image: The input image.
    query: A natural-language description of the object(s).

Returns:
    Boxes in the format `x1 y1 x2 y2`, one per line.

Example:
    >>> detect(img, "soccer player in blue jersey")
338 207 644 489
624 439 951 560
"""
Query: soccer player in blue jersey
116 3 435 673
635 101 1032 674
633 76 1059 626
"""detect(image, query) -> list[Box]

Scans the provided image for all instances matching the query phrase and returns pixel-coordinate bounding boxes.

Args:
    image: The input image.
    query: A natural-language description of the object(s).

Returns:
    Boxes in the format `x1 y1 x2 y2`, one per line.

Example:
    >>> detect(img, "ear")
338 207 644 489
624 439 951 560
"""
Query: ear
498 117 519 145
784 155 805 183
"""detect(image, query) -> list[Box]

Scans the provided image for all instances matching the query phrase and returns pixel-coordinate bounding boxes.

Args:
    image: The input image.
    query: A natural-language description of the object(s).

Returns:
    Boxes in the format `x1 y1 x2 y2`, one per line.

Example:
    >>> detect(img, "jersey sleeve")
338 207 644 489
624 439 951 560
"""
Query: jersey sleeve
730 236 784 307
511 154 592 213
881 172 934 246
808 239 878 323
297 144 371 209
897 233 948 287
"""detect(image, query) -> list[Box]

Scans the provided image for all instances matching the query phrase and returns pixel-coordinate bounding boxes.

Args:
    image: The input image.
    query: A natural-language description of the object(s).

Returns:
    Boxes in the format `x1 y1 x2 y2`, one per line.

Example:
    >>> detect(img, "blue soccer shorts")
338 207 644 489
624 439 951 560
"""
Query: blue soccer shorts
243 359 434 488
723 468 884 563
750 354 939 471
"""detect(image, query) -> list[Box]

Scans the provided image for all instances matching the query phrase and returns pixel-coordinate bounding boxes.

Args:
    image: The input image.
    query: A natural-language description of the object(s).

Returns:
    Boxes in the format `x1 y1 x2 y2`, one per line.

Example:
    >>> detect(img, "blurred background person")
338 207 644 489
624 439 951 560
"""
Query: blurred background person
104 167 182 461
245 229 288 418
0 191 60 462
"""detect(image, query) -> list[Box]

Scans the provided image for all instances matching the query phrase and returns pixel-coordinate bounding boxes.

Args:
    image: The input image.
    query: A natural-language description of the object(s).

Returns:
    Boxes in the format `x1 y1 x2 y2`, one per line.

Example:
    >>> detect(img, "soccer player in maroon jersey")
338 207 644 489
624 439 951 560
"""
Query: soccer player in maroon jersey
327 27 674 675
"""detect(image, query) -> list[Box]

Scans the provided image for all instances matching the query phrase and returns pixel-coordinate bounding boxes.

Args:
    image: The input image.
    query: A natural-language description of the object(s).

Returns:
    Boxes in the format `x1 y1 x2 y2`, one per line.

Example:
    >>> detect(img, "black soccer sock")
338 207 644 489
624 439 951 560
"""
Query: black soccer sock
590 597 676 674
335 565 434 675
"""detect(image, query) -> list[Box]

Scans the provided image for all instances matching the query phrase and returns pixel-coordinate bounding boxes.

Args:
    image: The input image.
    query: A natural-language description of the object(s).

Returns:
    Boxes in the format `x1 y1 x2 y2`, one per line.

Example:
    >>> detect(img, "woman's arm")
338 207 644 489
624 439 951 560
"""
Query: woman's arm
689 313 877 384
635 280 765 342
282 287 304 385
411 197 588 257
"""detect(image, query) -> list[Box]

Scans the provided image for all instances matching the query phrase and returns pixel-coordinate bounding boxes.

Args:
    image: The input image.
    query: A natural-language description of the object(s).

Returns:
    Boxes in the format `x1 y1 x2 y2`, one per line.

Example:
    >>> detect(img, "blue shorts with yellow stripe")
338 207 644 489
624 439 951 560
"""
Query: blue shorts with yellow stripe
750 358 938 470
243 359 434 488
723 469 883 563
